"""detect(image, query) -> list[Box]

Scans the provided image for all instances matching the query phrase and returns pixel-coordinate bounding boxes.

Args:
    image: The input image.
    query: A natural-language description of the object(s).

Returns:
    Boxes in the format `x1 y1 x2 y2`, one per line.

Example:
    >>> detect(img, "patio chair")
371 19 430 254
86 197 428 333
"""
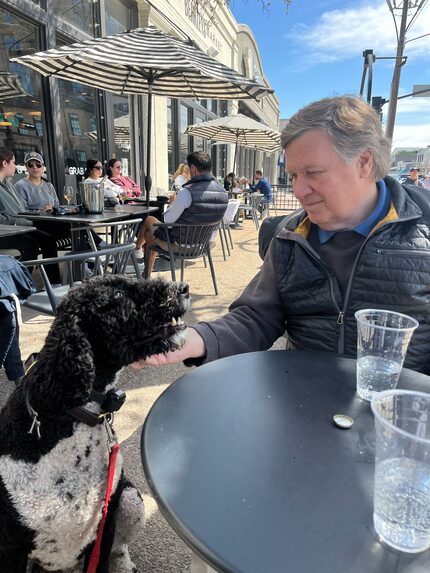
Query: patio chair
22 243 137 316
220 199 241 257
72 218 142 278
239 193 264 230
146 222 221 295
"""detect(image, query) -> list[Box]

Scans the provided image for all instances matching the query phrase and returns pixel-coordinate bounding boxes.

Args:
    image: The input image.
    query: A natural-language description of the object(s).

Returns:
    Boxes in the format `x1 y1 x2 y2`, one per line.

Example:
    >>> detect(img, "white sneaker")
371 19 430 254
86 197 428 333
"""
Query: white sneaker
99 240 109 248
135 247 144 259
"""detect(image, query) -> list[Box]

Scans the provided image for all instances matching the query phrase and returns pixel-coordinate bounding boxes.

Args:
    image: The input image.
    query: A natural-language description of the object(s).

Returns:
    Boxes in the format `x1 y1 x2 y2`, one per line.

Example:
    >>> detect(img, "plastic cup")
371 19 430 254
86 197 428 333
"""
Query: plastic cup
355 309 418 401
371 390 430 553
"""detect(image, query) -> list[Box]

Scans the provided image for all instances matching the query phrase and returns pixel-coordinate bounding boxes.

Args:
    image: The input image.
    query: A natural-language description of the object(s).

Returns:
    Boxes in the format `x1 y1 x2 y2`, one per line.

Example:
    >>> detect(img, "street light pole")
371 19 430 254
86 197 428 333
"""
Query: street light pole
385 0 409 141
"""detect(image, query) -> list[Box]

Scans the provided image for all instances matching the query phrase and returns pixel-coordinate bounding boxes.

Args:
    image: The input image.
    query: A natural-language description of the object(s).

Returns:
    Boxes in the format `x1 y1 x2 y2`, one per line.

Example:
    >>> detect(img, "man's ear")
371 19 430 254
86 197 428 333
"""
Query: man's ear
357 150 373 179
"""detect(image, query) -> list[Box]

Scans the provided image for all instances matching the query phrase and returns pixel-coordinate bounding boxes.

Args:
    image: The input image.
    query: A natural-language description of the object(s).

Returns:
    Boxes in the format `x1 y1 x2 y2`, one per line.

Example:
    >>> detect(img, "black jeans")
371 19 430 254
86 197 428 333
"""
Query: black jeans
0 303 24 381
0 229 61 284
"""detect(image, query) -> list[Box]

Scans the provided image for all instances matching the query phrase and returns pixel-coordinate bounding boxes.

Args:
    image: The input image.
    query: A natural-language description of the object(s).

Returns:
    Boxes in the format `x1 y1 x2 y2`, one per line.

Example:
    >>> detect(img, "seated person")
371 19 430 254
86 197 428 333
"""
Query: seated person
15 152 59 211
0 148 61 284
16 153 105 249
131 96 430 378
248 170 273 211
223 172 239 193
107 158 142 198
83 159 122 205
172 163 190 192
134 151 228 277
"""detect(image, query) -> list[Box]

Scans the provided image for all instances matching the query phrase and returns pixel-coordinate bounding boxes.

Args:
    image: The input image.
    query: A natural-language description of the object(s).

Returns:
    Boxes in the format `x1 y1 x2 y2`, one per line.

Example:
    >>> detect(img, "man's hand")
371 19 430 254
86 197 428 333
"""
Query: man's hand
130 327 206 369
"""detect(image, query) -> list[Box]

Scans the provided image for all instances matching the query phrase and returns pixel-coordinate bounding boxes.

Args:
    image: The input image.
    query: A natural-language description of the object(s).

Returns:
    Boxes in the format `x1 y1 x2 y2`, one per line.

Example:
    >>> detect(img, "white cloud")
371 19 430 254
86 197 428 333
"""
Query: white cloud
286 1 430 67
391 122 430 149
393 96 430 115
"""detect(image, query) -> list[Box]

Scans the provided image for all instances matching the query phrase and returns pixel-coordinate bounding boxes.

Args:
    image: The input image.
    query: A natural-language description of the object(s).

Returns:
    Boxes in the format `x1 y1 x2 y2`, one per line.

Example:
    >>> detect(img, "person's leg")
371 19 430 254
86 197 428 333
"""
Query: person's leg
0 305 24 383
27 229 61 284
0 234 39 262
135 216 160 250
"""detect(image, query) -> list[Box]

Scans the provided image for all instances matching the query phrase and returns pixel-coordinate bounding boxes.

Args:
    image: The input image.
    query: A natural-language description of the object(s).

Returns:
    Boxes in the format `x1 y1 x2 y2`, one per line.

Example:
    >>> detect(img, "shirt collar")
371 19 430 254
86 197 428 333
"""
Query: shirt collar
317 180 390 244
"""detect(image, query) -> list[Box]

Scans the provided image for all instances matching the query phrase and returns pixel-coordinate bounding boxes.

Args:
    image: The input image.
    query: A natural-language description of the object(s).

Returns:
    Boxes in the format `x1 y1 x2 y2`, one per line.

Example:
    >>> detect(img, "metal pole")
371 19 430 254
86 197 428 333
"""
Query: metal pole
144 80 153 207
385 0 409 141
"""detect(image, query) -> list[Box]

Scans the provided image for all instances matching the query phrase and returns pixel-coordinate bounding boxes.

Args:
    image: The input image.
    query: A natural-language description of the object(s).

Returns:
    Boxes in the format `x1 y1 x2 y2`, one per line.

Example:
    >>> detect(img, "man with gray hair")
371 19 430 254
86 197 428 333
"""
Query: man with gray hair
132 95 430 376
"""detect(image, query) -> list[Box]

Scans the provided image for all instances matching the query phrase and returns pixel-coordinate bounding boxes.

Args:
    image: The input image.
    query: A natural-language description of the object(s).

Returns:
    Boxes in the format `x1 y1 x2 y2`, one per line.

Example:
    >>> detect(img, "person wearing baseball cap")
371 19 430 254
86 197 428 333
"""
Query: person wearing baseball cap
16 152 59 211
403 167 424 188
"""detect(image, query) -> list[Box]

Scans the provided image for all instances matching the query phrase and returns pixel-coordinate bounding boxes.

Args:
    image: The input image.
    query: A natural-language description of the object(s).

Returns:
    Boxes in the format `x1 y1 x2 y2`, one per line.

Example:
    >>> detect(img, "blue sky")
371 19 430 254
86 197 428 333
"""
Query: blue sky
230 0 430 149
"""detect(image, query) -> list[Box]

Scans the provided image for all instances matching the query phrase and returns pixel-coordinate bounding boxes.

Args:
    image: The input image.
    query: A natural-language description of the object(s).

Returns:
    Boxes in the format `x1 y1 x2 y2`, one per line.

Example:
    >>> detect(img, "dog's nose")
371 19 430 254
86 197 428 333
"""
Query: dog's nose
179 282 189 297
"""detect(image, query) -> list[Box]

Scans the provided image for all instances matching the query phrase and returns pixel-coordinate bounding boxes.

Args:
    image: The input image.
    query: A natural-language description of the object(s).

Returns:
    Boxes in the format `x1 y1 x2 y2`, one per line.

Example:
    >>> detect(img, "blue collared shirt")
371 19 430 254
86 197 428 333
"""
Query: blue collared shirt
318 179 391 244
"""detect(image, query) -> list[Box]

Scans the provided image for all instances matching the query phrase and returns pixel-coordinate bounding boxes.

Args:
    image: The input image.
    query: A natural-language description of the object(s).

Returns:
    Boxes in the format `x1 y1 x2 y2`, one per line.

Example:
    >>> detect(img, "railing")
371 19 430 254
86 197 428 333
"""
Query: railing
271 185 302 212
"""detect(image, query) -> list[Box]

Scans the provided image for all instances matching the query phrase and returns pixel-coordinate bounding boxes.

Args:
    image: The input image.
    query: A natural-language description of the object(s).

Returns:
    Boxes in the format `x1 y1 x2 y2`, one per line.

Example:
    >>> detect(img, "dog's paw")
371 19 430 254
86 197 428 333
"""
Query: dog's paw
109 544 136 573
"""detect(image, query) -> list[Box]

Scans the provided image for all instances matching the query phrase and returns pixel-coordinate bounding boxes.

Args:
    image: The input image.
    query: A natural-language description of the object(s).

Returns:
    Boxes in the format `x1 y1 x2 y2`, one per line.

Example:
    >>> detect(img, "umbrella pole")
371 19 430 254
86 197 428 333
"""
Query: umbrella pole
252 147 256 185
145 81 153 208
232 141 238 174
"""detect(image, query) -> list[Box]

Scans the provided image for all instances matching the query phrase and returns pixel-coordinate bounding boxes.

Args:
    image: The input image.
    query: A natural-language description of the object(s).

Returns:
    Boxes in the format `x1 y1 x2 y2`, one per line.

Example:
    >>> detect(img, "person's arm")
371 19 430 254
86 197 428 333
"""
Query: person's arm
163 188 192 224
249 180 262 193
131 240 286 368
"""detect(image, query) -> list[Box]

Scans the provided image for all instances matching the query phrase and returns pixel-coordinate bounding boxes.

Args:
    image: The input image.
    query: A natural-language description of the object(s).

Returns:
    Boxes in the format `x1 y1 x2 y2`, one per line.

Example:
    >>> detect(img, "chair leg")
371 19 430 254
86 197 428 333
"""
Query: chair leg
219 228 227 261
206 248 218 295
227 226 233 250
222 224 231 256
169 255 176 282
180 260 185 282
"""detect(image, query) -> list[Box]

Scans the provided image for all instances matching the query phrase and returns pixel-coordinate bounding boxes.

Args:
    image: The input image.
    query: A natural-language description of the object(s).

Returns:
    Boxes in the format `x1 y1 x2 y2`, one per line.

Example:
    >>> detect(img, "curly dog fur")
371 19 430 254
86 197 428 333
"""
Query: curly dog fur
0 275 190 573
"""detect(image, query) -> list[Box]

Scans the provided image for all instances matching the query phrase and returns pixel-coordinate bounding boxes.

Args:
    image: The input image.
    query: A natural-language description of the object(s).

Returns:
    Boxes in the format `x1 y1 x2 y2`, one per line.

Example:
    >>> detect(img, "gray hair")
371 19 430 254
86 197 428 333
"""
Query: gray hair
281 96 391 180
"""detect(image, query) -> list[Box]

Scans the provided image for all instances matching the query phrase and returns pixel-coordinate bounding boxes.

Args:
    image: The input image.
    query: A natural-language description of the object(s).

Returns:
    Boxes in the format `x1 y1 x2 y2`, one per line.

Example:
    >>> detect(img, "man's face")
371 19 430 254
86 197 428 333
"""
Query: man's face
255 172 262 181
285 129 377 231
409 169 419 181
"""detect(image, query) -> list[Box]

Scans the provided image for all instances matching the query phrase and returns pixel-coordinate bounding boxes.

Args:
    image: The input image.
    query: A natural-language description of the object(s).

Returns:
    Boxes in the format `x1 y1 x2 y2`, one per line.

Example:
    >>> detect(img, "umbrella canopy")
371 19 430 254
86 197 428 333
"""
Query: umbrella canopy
10 26 274 204
185 114 281 173
0 72 31 100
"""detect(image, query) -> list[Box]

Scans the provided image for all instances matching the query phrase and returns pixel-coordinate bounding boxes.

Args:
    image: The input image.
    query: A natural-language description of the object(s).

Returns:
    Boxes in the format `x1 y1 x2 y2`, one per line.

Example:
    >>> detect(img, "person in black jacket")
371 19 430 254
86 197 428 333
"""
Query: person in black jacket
131 96 430 376
135 151 228 277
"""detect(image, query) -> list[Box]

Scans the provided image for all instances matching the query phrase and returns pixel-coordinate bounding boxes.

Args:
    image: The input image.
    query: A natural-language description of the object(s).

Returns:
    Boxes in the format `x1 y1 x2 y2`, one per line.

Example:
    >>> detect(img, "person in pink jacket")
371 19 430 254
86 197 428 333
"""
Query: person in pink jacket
107 158 142 197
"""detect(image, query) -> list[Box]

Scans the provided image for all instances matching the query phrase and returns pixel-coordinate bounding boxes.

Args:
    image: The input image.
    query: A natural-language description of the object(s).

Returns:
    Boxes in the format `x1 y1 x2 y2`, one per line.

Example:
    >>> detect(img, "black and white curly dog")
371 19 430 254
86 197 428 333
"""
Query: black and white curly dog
0 275 190 573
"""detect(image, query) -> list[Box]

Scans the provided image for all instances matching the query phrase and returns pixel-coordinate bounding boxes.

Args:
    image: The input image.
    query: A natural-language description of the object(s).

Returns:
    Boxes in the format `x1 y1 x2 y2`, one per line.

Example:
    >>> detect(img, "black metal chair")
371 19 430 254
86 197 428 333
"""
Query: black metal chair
72 218 142 278
147 222 221 295
22 243 137 316
239 193 264 229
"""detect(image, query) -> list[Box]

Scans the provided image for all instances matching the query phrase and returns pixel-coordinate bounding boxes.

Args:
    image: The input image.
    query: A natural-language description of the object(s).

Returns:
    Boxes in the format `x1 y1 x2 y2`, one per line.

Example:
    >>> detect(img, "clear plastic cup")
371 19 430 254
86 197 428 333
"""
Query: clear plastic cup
355 309 418 401
371 390 430 552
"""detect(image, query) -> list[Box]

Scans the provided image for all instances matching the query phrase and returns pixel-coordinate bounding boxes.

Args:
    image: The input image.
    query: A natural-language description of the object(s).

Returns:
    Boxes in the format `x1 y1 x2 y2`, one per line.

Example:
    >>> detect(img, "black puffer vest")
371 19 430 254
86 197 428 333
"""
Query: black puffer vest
160 174 228 243
273 177 430 374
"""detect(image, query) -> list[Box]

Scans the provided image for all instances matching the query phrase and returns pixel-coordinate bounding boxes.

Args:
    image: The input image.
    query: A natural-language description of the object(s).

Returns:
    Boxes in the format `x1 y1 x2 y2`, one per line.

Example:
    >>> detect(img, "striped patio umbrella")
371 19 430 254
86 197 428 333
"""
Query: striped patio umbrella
0 72 31 100
10 26 274 203
185 114 281 173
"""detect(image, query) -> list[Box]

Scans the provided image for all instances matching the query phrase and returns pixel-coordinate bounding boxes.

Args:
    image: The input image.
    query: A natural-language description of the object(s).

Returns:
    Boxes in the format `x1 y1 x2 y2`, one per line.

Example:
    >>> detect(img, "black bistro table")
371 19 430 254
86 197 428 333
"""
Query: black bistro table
142 350 430 573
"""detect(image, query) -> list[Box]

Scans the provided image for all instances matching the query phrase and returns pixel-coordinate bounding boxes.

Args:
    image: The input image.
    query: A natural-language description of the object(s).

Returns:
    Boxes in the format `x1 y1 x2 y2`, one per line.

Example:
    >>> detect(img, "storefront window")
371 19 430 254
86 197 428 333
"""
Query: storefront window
105 0 133 34
52 0 94 36
112 95 130 172
192 111 206 153
179 103 190 164
58 78 98 181
0 8 44 178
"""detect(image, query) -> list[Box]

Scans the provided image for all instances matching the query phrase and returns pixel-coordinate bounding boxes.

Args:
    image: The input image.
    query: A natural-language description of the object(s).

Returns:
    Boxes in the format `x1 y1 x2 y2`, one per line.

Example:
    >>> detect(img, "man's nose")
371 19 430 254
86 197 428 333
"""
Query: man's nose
292 175 312 200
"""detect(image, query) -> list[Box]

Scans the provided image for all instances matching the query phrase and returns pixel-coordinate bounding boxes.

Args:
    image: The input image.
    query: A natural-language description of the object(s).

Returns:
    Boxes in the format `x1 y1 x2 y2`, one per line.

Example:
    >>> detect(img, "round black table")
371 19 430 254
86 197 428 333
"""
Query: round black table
141 351 430 573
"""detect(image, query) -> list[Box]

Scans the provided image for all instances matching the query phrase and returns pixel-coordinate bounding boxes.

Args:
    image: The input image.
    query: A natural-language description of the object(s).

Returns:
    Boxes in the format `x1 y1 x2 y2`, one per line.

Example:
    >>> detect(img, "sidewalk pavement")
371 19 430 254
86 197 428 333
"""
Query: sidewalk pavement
0 217 283 573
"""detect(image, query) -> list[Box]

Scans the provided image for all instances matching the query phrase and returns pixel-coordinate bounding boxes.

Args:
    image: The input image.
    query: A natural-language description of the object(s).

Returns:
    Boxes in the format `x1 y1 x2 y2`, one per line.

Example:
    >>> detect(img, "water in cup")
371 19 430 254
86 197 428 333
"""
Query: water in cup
356 356 401 401
374 457 430 552
371 390 430 553
355 309 418 401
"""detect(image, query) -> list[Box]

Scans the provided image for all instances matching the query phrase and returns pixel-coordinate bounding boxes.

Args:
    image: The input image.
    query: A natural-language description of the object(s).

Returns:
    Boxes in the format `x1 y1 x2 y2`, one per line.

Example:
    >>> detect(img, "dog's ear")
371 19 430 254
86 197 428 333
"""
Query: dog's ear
27 315 95 414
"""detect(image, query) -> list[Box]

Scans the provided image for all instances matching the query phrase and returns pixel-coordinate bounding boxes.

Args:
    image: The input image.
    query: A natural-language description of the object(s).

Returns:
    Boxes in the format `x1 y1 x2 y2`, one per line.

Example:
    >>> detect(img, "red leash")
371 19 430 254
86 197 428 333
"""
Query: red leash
86 442 120 573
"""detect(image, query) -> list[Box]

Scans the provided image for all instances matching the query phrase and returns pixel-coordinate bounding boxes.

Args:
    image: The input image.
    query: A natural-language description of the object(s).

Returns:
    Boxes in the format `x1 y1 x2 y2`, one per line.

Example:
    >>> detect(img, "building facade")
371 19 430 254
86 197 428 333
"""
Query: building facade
0 0 278 196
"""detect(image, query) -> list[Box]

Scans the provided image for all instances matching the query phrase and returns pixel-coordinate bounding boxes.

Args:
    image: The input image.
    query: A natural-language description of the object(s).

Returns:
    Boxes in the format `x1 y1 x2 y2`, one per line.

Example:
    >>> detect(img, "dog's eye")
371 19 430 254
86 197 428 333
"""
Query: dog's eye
113 291 123 299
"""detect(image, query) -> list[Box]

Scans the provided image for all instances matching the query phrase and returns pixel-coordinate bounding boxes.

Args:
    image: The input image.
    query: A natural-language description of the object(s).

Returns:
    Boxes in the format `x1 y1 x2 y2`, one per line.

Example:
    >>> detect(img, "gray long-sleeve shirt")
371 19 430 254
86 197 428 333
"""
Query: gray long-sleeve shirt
0 178 33 226
15 178 59 210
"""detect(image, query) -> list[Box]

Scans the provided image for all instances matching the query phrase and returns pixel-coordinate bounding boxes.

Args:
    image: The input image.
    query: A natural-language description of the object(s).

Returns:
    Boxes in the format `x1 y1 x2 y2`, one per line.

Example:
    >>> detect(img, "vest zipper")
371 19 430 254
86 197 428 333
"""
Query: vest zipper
339 213 420 354
337 312 344 325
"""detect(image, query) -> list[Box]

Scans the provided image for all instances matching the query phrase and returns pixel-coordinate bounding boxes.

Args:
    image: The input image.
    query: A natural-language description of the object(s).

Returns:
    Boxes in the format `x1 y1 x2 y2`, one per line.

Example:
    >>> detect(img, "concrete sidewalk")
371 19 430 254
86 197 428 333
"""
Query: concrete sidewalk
0 218 276 572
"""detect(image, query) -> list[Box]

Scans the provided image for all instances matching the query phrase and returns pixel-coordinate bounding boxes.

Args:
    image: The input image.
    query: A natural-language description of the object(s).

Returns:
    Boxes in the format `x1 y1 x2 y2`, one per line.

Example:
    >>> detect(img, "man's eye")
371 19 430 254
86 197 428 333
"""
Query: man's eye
307 171 322 177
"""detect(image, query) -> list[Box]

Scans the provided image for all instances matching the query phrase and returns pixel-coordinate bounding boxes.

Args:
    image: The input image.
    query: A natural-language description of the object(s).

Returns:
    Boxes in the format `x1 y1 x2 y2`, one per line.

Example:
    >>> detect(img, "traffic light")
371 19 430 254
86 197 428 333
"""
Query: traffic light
371 96 387 121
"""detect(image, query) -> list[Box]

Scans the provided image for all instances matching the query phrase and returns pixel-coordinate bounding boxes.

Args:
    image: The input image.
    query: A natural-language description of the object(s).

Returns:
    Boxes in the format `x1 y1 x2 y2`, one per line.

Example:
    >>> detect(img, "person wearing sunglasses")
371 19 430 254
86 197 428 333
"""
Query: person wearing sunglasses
107 158 142 198
83 159 122 205
15 152 59 211
0 148 61 284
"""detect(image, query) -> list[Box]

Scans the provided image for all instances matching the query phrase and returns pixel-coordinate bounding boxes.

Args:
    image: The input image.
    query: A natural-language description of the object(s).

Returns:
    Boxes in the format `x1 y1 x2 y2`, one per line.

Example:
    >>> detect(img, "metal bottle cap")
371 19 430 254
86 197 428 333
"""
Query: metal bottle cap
333 414 354 429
